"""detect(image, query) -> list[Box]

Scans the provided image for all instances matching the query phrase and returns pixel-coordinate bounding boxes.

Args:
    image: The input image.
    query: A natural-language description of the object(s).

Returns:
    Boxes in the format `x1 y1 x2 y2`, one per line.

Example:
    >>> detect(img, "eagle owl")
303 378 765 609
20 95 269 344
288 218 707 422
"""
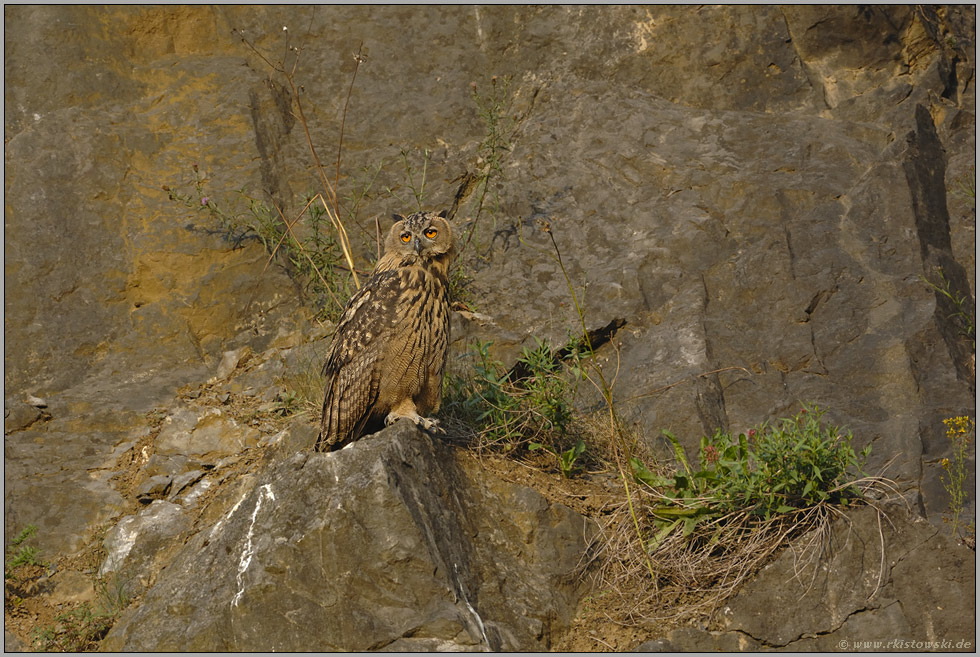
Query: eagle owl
314 210 455 452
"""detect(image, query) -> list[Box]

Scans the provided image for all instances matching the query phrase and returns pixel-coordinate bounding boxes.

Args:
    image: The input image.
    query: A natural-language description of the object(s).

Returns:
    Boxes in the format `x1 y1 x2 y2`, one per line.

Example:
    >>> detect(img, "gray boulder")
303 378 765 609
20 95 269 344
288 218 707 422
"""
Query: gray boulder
98 500 192 592
103 422 594 651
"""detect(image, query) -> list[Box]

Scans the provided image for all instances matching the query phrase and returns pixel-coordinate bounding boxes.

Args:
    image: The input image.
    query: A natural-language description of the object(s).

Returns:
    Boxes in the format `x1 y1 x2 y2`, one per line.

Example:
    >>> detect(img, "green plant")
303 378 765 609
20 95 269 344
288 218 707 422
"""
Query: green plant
447 263 477 311
458 75 514 256
951 165 975 208
5 524 45 578
444 337 580 457
590 404 892 624
286 193 359 318
530 439 586 478
389 148 432 212
520 220 657 577
241 34 362 287
340 160 386 226
164 28 367 322
631 404 871 547
31 603 114 652
921 266 976 351
29 575 130 650
95 573 131 618
168 170 358 321
272 389 301 417
277 349 329 421
940 415 975 539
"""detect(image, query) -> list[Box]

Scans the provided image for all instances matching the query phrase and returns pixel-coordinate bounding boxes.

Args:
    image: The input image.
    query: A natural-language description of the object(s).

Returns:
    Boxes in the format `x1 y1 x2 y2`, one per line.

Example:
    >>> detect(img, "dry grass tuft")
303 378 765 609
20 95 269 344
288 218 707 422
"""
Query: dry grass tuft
581 475 902 627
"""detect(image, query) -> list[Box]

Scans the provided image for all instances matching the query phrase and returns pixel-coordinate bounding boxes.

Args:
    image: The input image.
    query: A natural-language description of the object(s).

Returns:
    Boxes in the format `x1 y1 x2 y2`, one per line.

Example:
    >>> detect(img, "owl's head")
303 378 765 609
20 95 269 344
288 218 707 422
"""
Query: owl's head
385 210 454 261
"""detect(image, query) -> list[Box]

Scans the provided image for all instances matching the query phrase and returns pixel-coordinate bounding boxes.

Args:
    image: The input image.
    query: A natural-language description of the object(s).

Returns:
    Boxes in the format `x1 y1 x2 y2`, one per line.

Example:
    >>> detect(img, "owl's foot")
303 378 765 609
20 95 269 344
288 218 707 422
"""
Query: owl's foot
385 411 443 433
424 417 446 434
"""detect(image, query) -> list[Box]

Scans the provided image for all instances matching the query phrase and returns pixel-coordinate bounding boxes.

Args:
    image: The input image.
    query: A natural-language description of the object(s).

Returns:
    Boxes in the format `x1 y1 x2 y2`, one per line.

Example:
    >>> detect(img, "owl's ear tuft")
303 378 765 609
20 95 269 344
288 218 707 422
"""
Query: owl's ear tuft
437 209 448 219
392 213 405 223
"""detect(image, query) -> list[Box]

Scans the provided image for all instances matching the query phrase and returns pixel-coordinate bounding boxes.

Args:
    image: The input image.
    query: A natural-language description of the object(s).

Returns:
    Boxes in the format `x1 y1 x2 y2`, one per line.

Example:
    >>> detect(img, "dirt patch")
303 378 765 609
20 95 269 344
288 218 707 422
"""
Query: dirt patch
5 562 61 650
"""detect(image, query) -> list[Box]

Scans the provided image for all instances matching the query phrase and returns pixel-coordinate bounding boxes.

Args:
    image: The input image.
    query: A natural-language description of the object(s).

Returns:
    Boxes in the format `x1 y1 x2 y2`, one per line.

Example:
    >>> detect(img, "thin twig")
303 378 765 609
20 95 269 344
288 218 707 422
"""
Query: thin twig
238 30 361 290
336 43 364 218
526 221 657 582
872 506 886 599
621 366 754 404
262 194 319 273
271 202 343 311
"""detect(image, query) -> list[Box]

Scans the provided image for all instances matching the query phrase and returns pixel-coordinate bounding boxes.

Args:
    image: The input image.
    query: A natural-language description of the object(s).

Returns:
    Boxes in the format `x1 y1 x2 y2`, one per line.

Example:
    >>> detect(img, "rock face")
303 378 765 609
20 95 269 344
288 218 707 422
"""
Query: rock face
103 422 593 652
3 4 975 652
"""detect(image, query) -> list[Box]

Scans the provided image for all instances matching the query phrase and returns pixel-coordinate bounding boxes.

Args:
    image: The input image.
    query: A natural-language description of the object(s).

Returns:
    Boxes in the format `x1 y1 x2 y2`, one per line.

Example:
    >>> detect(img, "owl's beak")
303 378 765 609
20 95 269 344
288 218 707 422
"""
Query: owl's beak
413 237 423 255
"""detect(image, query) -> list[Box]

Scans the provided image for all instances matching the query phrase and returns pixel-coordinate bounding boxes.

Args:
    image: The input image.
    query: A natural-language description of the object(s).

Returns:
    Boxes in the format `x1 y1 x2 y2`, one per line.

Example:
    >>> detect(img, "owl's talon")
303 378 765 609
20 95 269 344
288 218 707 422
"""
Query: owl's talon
384 411 442 433
420 417 444 433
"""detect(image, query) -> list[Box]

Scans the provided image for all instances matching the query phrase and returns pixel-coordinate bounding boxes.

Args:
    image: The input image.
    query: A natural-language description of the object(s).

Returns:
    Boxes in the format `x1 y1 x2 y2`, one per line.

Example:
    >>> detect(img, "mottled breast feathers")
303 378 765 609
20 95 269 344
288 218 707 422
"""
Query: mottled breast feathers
314 211 454 452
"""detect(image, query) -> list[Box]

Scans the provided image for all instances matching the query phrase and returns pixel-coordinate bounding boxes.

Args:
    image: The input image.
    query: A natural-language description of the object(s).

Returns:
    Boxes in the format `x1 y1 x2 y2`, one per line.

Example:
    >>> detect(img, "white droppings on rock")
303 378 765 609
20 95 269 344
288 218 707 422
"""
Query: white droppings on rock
231 484 276 608
208 489 249 542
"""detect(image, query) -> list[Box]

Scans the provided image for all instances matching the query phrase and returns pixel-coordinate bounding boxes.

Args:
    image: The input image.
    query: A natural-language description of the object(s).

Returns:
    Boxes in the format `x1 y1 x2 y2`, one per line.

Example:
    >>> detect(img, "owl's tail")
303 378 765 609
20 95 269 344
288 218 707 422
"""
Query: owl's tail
313 430 339 452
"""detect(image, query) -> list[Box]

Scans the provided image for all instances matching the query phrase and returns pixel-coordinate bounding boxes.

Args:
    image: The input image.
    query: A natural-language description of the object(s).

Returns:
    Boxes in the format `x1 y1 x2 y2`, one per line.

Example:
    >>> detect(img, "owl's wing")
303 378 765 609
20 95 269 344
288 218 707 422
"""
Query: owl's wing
315 271 400 451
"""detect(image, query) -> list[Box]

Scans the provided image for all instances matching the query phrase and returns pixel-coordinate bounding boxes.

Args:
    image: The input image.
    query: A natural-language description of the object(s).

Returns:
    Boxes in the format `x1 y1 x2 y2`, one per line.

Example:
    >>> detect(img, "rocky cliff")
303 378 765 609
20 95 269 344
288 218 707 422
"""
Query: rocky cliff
4 5 975 651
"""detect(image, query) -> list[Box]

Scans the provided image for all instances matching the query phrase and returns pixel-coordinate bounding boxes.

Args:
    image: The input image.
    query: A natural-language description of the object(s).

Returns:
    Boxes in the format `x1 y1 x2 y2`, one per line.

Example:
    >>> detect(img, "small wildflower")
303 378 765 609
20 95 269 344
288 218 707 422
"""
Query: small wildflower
747 429 756 438
939 415 974 539
944 416 975 441
702 444 720 465
201 197 209 206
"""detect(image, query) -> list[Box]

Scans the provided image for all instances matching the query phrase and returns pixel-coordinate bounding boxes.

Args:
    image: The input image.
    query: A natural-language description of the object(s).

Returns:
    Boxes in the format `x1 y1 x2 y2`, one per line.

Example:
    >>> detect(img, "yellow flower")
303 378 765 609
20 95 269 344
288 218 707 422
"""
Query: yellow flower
944 416 975 440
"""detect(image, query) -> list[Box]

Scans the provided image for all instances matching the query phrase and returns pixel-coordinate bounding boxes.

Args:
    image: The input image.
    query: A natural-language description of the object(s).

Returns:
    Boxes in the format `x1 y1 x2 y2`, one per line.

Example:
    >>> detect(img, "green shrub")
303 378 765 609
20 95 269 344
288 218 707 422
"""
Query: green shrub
529 439 586 478
631 404 871 546
444 338 581 459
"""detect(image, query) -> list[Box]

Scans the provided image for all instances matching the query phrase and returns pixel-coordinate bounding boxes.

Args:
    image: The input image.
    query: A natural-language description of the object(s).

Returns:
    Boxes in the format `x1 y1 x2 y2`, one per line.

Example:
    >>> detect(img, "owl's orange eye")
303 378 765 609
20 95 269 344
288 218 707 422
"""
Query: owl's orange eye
424 228 437 239
400 232 412 243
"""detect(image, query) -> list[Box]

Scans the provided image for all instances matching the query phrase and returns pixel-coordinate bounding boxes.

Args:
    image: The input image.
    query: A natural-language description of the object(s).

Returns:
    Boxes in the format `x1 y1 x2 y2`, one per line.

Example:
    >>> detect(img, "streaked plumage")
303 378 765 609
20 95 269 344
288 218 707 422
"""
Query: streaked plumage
314 211 454 452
